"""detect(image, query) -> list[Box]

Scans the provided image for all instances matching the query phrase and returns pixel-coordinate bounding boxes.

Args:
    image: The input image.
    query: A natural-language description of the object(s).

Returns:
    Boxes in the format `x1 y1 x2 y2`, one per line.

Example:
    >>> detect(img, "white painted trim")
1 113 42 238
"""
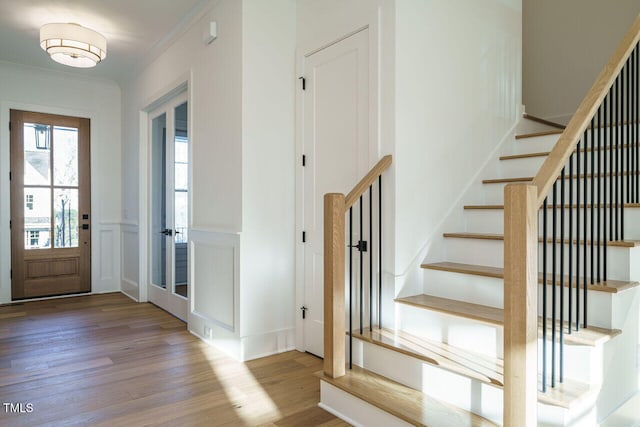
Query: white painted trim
317 402 363 427
0 100 114 304
120 289 139 303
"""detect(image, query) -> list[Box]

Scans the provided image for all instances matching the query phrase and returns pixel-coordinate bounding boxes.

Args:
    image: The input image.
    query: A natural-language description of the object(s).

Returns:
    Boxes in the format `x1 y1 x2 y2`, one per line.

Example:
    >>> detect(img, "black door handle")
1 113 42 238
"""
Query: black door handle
160 229 173 236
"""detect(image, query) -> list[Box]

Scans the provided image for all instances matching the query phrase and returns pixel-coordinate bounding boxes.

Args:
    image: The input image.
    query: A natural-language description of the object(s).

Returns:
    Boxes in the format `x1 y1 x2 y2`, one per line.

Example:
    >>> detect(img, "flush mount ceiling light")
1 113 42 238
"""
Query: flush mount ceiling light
40 23 107 68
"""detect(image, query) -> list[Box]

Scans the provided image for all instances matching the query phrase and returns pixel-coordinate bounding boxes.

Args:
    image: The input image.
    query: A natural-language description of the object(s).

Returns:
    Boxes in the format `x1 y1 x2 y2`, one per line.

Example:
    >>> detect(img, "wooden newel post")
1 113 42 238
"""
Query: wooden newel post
324 193 346 378
504 184 538 426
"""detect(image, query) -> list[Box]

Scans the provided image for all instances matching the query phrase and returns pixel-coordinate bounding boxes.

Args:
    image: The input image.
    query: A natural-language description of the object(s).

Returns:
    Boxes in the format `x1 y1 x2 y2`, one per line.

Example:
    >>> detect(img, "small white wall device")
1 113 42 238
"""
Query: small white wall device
203 21 218 45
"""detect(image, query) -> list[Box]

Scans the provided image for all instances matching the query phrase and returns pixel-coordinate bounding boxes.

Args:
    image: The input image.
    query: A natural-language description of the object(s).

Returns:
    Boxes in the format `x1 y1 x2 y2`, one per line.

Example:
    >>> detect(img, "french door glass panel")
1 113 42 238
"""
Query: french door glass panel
174 102 188 298
151 113 167 289
150 101 189 299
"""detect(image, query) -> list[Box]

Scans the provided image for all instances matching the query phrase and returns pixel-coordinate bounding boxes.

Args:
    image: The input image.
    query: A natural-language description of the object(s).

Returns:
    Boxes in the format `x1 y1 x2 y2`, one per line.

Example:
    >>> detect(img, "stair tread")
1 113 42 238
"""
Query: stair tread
499 144 632 161
352 328 504 387
352 327 598 409
522 113 567 130
396 294 621 347
483 170 640 185
443 232 640 248
317 366 498 426
515 129 564 139
464 203 640 210
421 261 639 293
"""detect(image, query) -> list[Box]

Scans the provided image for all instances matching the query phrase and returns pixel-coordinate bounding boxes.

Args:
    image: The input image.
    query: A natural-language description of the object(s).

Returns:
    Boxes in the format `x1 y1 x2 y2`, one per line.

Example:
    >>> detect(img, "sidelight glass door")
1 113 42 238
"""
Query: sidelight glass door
148 93 189 320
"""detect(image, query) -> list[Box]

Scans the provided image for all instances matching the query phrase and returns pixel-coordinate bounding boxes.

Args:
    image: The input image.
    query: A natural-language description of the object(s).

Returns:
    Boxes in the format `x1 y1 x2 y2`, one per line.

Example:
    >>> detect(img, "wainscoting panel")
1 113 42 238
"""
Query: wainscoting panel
94 223 120 294
191 231 238 331
121 224 139 300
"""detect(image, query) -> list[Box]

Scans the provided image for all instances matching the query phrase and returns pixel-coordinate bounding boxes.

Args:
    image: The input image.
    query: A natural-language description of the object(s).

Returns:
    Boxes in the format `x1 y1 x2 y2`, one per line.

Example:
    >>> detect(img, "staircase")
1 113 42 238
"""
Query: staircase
318 118 640 426
318 15 640 427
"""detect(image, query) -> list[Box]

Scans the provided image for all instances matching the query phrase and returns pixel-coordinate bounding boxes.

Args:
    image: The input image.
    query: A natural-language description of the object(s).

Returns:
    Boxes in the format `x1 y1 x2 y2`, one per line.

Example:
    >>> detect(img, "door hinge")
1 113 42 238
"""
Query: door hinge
299 76 306 90
10 269 12 279
9 171 11 181
9 220 11 229
8 121 11 131
302 155 306 167
302 231 306 243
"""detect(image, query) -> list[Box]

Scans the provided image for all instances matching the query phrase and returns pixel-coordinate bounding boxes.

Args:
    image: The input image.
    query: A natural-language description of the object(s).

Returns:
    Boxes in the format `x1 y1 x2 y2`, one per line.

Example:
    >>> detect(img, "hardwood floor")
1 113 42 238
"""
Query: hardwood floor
0 293 347 427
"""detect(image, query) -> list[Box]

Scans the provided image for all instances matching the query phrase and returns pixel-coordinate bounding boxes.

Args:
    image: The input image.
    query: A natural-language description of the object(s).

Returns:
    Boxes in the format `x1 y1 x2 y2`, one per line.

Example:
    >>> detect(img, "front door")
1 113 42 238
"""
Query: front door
147 93 189 321
302 29 370 357
10 110 91 300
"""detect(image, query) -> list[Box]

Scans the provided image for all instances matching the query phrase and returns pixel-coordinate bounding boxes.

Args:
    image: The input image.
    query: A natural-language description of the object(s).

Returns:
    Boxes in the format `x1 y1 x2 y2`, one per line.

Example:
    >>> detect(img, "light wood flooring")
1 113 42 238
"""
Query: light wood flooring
0 293 346 427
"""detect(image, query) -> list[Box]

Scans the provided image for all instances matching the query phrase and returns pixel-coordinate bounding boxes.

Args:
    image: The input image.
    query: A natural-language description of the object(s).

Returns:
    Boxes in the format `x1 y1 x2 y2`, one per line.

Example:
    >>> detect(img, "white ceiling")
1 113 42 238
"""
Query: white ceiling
0 0 210 83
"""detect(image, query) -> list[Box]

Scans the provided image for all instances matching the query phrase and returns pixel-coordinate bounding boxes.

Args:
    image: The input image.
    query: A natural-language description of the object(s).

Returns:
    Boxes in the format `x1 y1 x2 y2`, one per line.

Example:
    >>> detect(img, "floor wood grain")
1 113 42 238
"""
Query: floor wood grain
0 293 346 427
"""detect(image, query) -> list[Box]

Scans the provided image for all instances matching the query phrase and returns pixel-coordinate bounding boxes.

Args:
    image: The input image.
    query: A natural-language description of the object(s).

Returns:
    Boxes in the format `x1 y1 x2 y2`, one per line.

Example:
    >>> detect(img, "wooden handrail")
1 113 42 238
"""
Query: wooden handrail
345 155 392 209
532 14 640 207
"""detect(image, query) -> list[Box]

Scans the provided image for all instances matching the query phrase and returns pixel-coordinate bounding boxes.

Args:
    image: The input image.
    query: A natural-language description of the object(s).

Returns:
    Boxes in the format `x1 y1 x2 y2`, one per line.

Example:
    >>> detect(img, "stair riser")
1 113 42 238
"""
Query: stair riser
508 134 560 154
352 338 595 426
396 302 605 385
352 339 502 425
444 238 636 281
464 208 640 239
319 381 412 427
421 269 616 330
499 156 547 177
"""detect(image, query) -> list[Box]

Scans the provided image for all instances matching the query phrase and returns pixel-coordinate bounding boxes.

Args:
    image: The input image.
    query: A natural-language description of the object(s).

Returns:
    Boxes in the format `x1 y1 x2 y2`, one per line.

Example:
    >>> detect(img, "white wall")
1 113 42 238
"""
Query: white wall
524 0 640 123
394 0 522 296
0 61 122 303
121 0 297 361
120 0 243 355
240 0 297 358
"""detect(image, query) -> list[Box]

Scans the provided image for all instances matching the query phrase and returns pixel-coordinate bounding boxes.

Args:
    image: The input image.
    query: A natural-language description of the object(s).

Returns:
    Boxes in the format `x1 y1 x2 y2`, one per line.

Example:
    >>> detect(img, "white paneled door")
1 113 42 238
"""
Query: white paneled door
302 29 369 357
148 92 189 321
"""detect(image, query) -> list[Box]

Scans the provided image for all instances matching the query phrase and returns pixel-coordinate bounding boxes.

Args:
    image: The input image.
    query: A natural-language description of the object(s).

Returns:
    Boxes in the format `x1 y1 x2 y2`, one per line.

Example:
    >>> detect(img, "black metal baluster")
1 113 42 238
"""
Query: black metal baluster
359 196 363 335
623 63 627 239
542 196 548 392
591 118 595 286
568 152 574 334
378 176 382 328
576 139 581 332
552 181 558 388
616 78 620 240
611 84 615 244
560 168 565 383
369 186 373 332
349 207 353 369
583 129 588 328
636 44 639 202
628 59 631 205
597 106 602 283
604 90 609 282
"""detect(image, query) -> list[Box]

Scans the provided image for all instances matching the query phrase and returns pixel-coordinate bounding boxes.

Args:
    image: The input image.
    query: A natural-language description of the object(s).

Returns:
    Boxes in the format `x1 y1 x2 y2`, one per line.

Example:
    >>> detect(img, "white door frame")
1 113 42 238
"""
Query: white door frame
294 26 380 353
138 79 190 322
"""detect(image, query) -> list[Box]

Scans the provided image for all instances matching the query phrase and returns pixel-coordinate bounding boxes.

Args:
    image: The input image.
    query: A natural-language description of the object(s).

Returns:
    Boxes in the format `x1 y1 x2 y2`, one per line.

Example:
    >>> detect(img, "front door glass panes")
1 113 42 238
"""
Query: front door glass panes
23 123 79 250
